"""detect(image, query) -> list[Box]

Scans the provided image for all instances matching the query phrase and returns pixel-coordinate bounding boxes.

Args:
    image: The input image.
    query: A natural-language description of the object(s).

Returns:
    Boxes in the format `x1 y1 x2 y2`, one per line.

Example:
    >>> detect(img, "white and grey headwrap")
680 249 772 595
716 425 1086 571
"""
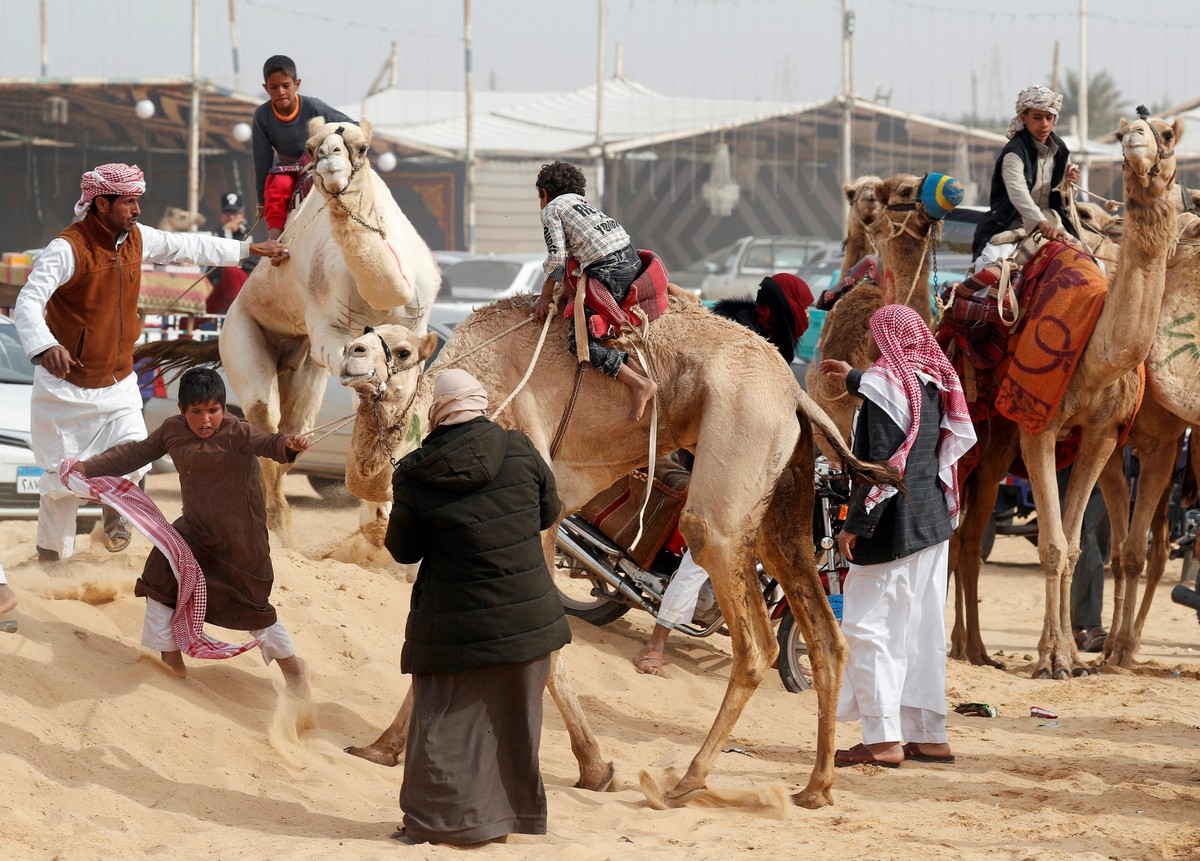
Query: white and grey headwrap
1007 85 1065 139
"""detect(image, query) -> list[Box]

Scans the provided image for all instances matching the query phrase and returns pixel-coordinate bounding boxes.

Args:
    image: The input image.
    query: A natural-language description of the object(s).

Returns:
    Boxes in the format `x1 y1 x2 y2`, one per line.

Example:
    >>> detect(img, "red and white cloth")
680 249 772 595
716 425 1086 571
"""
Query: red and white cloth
74 163 147 217
856 305 976 525
59 459 260 660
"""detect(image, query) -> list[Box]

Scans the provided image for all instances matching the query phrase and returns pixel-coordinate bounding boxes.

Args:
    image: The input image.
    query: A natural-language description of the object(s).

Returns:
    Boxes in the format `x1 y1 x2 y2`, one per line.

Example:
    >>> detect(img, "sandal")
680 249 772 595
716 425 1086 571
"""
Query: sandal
632 648 667 678
1081 627 1108 653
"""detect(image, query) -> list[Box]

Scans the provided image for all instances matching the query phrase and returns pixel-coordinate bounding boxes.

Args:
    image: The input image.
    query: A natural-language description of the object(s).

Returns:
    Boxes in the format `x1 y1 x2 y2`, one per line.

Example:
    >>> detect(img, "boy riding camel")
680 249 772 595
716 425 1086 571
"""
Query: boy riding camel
532 161 657 421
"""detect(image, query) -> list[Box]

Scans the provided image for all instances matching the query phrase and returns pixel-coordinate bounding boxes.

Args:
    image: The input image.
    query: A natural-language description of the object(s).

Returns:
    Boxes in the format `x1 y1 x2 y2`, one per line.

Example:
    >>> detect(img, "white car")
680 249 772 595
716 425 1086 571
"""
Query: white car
141 303 473 499
442 254 544 303
0 315 101 526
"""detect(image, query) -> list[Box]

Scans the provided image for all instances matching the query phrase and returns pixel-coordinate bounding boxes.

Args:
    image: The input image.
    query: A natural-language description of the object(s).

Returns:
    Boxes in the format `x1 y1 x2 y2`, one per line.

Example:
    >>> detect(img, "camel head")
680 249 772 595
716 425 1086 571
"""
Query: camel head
157 206 206 232
872 171 964 241
1116 108 1183 191
307 116 376 196
844 175 884 231
339 323 438 400
1076 200 1122 242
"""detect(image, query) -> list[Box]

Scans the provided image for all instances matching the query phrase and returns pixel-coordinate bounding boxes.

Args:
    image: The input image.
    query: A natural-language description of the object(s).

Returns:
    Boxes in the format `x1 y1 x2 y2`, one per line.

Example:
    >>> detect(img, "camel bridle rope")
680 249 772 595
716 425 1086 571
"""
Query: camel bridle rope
313 128 388 239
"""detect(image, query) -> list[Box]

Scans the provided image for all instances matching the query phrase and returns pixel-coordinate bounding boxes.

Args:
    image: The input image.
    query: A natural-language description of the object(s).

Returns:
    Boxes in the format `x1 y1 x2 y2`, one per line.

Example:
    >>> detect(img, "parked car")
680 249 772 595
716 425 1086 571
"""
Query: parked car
939 205 987 255
443 253 544 303
142 303 473 499
675 235 832 301
0 315 102 528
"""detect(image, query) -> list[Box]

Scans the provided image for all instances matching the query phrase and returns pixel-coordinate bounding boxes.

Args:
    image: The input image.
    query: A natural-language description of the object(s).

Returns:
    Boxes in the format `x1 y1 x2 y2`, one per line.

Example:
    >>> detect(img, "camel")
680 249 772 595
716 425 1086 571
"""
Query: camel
337 296 897 809
157 206 206 232
806 173 948 449
947 200 1122 669
1014 111 1181 679
1093 206 1200 667
137 117 441 545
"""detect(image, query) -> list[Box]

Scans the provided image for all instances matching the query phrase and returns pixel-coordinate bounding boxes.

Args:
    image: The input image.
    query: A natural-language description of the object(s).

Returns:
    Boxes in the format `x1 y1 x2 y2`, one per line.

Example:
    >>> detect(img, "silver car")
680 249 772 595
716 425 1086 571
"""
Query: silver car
0 315 102 527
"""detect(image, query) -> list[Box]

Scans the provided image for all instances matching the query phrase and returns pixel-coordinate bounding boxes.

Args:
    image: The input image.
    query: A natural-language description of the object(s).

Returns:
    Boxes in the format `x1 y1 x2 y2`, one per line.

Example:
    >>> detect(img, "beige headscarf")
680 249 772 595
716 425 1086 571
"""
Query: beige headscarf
429 369 489 430
1007 85 1064 139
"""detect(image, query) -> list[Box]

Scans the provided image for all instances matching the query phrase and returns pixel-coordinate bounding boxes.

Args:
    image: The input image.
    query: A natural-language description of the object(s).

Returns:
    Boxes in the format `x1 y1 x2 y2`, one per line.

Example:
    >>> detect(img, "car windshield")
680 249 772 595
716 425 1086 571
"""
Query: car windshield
0 325 34 384
444 260 524 290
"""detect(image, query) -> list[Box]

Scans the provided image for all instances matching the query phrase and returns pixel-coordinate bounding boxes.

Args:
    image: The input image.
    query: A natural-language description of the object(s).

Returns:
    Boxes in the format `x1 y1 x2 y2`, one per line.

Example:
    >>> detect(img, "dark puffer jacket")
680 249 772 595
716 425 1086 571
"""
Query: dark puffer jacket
386 416 571 675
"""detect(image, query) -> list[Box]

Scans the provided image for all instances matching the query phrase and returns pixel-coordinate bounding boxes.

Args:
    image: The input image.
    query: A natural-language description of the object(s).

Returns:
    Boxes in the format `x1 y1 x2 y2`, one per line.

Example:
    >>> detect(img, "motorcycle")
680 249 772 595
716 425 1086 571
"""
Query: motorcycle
553 456 850 693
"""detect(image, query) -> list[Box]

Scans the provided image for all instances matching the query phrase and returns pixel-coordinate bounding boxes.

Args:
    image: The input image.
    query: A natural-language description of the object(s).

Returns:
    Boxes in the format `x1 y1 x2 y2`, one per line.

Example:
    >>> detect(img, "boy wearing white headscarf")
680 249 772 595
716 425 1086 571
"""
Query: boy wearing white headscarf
972 85 1082 269
385 369 571 846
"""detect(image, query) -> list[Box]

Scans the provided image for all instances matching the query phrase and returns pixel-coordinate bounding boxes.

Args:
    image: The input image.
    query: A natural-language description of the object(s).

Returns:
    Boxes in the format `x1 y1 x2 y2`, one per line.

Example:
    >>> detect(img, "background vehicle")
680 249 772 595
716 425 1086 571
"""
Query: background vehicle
0 315 102 529
675 235 831 301
142 303 472 498
442 253 543 303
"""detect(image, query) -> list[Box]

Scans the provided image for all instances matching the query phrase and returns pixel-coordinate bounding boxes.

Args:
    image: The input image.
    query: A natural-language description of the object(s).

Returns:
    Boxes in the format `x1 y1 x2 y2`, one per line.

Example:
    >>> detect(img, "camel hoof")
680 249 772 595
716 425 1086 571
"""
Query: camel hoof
1033 667 1052 680
791 785 834 809
574 761 616 793
344 744 401 767
1071 665 1092 677
1053 667 1071 681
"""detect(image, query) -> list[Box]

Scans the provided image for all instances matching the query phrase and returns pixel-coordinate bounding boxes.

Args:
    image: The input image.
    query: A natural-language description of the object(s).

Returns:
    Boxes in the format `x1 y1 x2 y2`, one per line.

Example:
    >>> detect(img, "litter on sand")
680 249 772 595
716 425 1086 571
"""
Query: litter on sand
0 620 18 634
722 747 755 757
1036 721 1062 729
1029 706 1058 719
954 702 998 718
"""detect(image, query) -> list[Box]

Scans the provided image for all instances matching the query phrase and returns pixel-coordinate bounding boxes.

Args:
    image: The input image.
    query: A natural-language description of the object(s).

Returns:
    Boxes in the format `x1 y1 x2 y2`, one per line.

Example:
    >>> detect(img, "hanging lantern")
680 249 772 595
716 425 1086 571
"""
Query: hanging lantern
376 151 398 172
135 99 156 120
702 142 740 217
231 122 252 143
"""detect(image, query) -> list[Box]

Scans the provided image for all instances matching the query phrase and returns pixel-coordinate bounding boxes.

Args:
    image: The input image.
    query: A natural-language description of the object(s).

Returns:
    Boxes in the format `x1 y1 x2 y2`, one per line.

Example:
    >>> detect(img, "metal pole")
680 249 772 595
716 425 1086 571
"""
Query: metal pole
841 0 855 226
187 0 201 231
228 0 241 93
39 0 48 77
1078 0 1089 188
595 0 606 210
464 0 476 253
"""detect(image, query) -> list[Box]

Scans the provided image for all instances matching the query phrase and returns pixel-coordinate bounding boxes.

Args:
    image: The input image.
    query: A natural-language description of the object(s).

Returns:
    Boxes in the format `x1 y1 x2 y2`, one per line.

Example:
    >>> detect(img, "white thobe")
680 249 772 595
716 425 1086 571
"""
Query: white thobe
13 224 249 558
141 598 296 666
837 540 950 745
655 548 708 628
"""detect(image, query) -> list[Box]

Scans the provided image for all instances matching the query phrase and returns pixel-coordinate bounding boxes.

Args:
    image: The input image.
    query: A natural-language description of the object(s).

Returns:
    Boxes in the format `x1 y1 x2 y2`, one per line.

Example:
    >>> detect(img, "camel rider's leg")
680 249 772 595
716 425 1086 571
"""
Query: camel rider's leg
616 363 657 423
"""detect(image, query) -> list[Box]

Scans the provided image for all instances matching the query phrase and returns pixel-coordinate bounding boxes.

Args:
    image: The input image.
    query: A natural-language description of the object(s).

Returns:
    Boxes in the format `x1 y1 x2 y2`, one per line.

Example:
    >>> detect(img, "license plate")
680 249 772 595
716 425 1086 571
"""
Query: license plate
17 465 43 494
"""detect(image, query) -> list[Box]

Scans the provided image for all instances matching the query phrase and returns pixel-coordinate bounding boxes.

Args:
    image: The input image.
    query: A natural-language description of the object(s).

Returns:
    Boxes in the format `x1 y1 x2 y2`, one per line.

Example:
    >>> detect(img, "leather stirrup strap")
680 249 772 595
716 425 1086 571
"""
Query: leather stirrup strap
550 364 586 459
572 273 590 365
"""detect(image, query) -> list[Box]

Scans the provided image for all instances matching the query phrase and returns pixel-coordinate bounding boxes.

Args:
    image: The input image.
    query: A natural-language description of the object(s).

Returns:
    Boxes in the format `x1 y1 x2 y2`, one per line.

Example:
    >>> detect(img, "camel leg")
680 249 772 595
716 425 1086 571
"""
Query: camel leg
755 428 843 809
1097 448 1131 658
1130 481 1174 649
1020 428 1073 679
345 686 413 766
219 309 292 544
545 650 615 792
951 421 1019 668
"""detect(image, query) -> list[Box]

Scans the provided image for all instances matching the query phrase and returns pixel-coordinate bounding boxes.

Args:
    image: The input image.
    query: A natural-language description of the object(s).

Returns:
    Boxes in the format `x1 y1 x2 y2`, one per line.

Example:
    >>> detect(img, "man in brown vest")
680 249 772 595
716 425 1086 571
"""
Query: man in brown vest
13 163 285 568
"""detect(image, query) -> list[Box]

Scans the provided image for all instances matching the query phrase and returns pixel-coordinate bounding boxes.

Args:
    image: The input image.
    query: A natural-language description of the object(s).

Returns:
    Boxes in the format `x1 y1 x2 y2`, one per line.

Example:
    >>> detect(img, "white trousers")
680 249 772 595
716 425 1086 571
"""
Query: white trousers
141 598 296 666
837 540 950 745
0 562 6 586
30 368 148 558
655 548 708 628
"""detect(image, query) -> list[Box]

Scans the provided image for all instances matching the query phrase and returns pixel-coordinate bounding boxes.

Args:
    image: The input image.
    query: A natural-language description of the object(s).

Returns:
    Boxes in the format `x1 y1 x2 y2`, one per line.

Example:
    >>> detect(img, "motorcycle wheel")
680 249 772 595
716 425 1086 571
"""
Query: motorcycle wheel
775 607 812 693
553 544 632 626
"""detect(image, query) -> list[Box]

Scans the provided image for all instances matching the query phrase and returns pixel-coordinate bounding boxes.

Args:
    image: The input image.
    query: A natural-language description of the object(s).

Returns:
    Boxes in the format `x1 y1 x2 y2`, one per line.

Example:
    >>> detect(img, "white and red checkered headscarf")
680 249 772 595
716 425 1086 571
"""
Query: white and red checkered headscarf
856 305 976 524
75 163 147 217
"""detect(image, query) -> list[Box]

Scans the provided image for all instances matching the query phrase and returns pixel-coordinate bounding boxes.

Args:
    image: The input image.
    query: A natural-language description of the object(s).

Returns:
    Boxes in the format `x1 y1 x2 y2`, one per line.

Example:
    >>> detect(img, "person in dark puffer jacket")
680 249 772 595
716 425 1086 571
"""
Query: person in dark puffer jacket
385 368 570 847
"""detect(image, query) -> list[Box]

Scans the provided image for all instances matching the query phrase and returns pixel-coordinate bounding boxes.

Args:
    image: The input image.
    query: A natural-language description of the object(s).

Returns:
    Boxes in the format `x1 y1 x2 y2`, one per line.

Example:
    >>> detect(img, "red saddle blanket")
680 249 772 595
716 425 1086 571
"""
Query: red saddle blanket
562 250 670 340
994 241 1108 435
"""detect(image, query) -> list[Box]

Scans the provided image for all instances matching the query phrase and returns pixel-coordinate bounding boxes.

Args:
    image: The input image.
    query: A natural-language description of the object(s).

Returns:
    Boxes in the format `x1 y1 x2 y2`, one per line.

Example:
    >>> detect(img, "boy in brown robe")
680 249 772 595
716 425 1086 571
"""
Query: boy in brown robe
73 368 311 696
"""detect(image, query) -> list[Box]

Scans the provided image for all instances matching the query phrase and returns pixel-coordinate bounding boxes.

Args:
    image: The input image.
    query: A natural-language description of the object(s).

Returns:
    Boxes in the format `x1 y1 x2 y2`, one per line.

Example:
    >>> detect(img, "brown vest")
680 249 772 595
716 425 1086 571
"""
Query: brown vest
46 213 144 388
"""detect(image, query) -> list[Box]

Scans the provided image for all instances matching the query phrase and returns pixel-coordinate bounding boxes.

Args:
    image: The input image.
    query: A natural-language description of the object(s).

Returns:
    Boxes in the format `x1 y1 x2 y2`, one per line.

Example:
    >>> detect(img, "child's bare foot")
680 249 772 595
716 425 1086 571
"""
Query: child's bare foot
629 377 657 421
0 584 17 616
278 655 312 700
161 650 187 679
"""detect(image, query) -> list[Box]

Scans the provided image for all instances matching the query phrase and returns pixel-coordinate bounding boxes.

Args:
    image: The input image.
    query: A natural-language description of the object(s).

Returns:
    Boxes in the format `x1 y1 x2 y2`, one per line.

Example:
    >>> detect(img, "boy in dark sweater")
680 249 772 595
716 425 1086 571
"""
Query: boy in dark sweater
253 54 354 239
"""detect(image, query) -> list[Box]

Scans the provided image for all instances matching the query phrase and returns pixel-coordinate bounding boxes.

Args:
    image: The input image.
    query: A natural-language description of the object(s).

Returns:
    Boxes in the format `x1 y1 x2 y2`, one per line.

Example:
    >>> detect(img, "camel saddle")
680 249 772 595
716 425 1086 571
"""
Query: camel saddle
579 458 690 570
815 254 882 311
562 250 670 341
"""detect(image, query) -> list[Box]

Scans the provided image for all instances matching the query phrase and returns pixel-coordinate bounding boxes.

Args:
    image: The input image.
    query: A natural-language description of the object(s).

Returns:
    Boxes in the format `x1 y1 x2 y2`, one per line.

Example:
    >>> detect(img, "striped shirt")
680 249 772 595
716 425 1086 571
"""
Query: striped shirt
540 193 631 282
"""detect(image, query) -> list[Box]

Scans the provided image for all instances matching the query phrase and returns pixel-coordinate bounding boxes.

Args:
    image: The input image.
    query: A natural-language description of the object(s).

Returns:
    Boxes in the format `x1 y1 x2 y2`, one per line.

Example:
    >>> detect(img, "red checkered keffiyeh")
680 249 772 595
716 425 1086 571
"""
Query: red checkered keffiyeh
59 459 261 660
856 305 976 524
74 163 147 217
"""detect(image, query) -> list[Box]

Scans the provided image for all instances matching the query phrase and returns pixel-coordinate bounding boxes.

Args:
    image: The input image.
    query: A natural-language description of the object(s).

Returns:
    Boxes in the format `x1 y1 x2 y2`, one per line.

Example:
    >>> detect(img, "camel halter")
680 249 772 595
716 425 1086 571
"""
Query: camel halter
1122 108 1175 187
844 192 878 256
312 127 388 239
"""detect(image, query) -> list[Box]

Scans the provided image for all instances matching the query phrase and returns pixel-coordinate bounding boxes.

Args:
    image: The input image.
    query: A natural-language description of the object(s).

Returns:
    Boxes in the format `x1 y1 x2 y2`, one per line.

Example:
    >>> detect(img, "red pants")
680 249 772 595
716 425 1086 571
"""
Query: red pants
263 172 298 232
206 266 250 314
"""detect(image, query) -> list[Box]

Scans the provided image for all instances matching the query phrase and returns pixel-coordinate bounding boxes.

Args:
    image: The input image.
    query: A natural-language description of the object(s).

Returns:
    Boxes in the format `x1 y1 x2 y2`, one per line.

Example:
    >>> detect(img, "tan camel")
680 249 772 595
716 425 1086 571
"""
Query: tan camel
840 175 884 273
1093 209 1200 667
807 173 945 449
138 118 442 545
1015 112 1181 679
947 200 1122 668
156 206 206 232
336 297 897 809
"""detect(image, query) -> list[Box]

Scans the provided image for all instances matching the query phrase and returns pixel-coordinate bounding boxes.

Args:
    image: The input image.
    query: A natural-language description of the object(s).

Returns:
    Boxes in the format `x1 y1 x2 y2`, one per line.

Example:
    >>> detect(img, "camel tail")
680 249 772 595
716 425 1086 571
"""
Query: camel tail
133 337 223 375
796 388 903 492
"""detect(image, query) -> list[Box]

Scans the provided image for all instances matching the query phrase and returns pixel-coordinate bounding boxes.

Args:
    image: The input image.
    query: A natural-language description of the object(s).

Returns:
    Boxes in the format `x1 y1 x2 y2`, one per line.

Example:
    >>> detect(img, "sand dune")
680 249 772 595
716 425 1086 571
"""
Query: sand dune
2 472 1199 860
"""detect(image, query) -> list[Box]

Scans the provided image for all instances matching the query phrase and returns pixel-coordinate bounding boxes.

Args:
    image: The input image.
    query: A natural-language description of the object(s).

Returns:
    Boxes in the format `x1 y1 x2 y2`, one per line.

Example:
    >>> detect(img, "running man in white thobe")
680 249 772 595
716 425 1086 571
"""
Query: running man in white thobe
13 163 285 561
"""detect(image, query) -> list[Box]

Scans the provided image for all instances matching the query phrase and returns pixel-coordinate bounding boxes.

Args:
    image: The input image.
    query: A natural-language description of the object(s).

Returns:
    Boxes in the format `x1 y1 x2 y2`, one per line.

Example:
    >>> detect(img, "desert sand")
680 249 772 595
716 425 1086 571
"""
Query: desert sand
2 472 1199 861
